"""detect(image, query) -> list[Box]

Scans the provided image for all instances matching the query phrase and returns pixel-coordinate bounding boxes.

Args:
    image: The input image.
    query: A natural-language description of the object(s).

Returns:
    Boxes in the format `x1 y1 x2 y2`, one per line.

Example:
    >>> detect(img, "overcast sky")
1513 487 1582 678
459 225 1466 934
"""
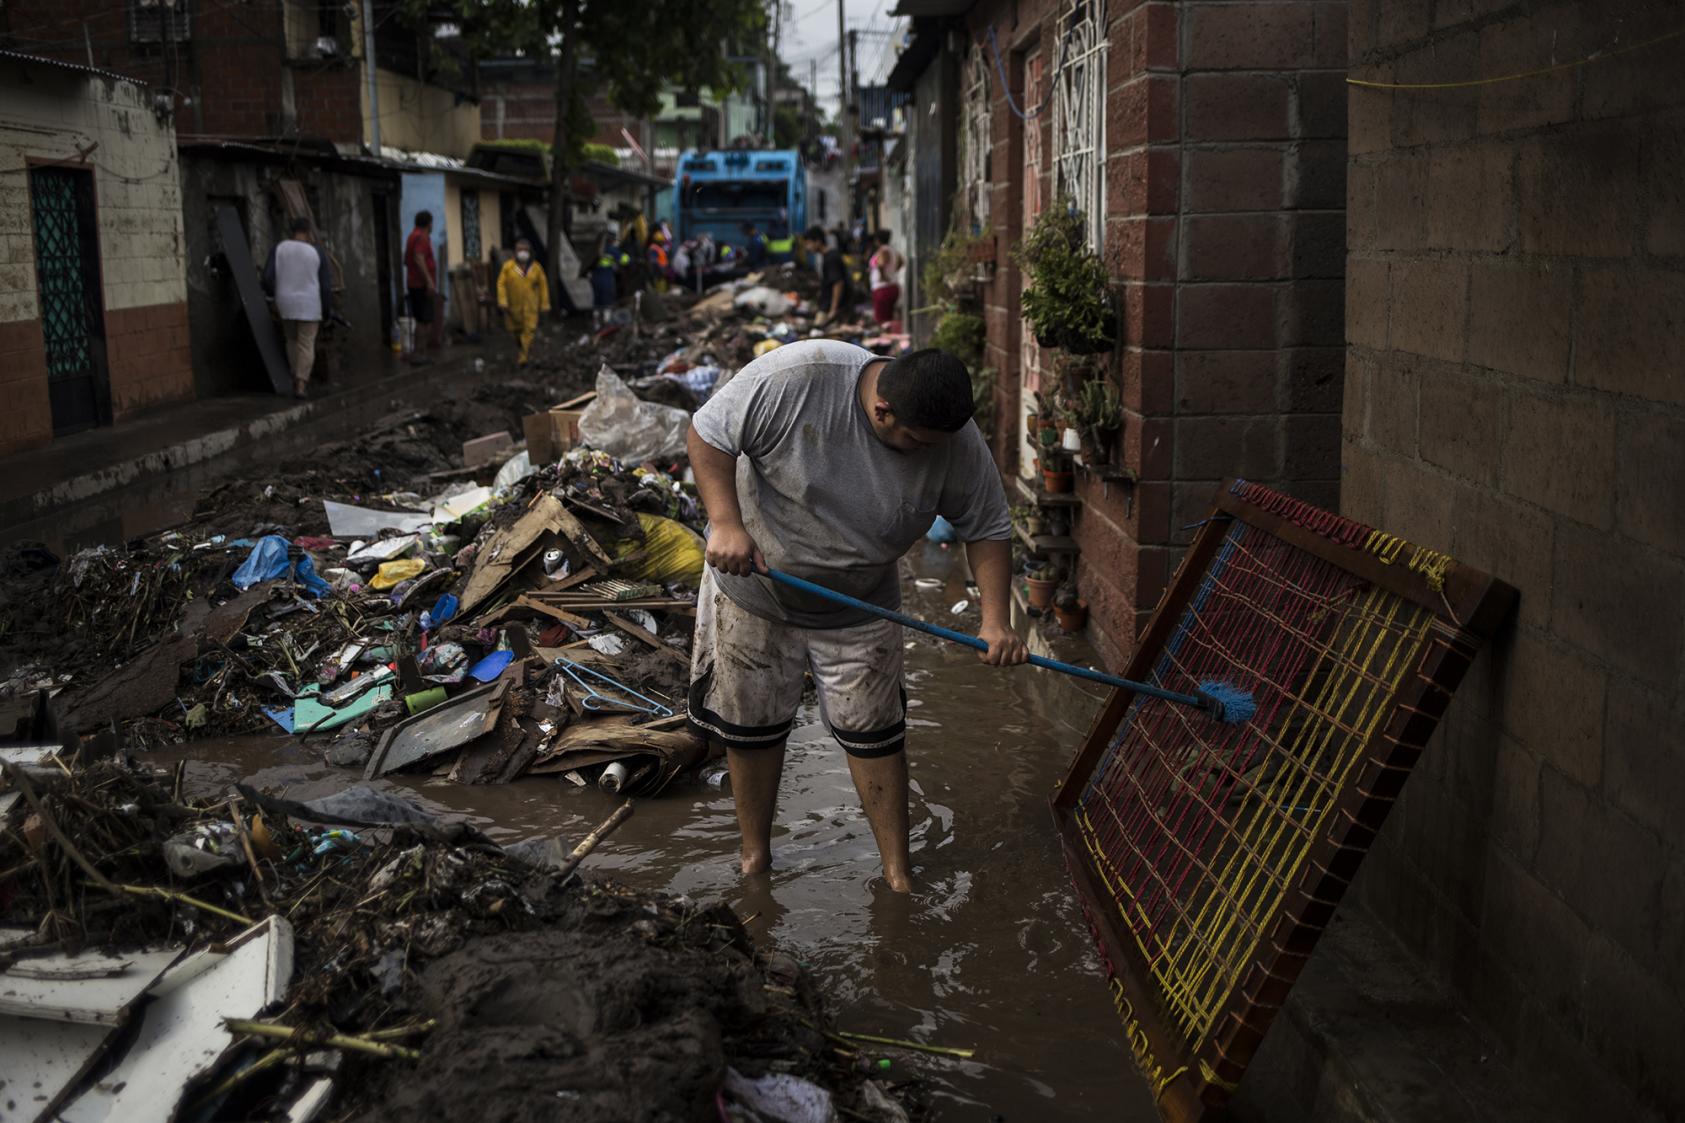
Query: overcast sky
776 0 904 118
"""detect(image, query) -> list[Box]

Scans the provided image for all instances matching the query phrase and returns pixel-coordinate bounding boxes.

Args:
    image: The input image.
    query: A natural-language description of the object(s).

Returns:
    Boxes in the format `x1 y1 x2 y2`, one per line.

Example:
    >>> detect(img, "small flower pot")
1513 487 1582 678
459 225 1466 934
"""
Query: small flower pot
1054 599 1089 633
1025 514 1050 536
1025 412 1039 437
1042 466 1074 493
1026 577 1059 611
1061 427 1082 452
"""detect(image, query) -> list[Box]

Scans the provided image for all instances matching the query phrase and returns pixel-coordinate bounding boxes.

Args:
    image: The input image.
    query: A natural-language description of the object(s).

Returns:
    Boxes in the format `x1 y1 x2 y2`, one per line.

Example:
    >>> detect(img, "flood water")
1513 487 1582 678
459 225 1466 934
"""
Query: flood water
155 543 1159 1121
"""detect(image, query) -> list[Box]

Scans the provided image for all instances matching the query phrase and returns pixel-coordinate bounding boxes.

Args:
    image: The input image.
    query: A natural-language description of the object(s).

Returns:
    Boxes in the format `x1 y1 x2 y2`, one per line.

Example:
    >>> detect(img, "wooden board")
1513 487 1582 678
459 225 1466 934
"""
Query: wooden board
215 203 290 395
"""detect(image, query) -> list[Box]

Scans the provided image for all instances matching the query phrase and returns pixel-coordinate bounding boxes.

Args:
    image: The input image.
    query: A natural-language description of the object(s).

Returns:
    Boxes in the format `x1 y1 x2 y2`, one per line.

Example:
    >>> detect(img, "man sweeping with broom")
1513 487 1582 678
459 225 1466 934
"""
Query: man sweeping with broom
686 340 1028 893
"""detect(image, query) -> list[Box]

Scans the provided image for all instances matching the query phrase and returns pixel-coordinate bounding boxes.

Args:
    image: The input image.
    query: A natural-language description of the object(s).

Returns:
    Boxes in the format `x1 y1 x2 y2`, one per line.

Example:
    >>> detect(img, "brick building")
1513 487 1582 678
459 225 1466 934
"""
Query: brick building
891 0 1347 672
1 0 485 393
0 51 193 456
1341 2 1685 1119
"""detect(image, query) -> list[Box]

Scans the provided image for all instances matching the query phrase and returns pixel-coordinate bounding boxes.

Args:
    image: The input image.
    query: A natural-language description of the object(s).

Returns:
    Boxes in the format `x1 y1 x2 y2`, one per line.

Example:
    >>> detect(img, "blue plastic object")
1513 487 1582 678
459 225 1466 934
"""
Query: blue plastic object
421 593 459 631
467 649 515 682
925 515 958 544
232 534 330 598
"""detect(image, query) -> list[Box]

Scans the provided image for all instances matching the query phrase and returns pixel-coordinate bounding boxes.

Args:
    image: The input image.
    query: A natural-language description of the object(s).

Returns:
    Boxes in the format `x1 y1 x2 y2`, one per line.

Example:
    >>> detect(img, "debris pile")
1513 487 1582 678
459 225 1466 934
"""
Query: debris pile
0 748 916 1122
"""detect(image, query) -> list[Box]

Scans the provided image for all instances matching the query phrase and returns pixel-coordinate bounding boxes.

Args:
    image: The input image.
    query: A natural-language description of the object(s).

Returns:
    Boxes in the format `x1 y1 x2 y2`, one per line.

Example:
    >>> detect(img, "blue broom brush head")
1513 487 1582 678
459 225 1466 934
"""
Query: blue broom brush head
1196 680 1257 725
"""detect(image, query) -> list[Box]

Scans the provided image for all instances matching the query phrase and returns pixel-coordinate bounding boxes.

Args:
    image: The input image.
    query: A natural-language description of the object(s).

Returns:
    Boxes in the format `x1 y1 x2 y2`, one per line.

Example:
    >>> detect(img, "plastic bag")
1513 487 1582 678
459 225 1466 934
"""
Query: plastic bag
233 534 330 597
577 365 690 465
613 513 706 585
733 286 791 317
493 450 534 489
369 558 426 591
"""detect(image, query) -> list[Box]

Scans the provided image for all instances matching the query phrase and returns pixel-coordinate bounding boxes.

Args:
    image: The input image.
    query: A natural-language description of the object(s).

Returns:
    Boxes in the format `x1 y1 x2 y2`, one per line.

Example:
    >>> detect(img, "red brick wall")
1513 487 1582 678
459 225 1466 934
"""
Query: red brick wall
106 301 193 417
2 1 365 139
1343 2 1684 1119
967 0 1346 669
0 319 53 457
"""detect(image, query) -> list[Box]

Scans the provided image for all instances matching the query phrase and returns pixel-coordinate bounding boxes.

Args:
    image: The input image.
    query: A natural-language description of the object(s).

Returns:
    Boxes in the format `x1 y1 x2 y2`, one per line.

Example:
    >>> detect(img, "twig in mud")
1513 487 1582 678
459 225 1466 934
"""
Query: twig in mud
223 1018 424 1060
226 794 274 910
109 883 255 927
191 1045 292 1106
556 799 635 879
3 762 114 890
363 1019 438 1041
827 1030 976 1060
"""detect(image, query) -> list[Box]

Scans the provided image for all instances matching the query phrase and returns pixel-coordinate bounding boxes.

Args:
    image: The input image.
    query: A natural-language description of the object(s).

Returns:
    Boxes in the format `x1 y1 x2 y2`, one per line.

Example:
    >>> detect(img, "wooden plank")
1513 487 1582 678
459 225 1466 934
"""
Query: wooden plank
513 597 592 629
603 611 689 665
215 203 290 395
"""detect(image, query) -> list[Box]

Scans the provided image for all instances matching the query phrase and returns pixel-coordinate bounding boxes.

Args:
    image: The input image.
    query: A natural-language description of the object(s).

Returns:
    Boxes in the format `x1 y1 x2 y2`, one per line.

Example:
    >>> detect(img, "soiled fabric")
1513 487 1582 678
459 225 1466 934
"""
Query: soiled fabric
690 339 1010 629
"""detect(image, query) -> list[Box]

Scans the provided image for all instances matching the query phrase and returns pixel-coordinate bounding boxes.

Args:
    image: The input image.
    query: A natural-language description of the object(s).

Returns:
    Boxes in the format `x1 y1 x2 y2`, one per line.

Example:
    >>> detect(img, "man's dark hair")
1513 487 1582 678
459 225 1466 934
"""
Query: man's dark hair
877 349 975 433
804 224 827 243
290 216 312 236
415 210 433 229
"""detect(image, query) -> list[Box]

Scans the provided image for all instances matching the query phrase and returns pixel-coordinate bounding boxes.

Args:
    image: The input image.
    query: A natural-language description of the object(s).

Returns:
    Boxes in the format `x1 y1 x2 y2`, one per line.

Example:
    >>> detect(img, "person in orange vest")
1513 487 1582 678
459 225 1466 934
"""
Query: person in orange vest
496 238 549 367
646 231 671 293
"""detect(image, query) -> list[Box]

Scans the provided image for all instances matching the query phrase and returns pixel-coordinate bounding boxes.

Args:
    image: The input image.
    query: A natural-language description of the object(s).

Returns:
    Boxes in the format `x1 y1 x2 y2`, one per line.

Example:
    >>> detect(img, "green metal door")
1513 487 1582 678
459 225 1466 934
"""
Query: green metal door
29 166 111 435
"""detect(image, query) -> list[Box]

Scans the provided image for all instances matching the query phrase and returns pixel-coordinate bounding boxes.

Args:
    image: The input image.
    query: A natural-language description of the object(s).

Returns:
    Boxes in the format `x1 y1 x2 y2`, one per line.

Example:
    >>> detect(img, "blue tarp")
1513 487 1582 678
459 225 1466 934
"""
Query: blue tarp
232 535 330 597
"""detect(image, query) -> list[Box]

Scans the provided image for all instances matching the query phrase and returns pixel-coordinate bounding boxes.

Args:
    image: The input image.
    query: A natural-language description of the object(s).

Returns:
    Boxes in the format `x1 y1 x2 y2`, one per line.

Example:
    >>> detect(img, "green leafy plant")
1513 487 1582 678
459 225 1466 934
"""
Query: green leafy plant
1014 200 1115 353
922 226 992 313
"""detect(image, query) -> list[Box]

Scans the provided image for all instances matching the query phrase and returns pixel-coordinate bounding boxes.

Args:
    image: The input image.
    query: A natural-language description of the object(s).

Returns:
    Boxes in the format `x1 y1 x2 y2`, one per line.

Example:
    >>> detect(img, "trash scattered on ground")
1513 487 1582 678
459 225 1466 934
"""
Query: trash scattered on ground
0 751 917 1122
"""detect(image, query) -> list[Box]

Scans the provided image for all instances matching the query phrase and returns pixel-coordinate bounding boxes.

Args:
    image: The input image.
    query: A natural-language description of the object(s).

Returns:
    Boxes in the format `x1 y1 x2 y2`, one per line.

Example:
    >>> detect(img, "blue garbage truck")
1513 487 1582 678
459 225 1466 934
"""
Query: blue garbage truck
672 148 807 258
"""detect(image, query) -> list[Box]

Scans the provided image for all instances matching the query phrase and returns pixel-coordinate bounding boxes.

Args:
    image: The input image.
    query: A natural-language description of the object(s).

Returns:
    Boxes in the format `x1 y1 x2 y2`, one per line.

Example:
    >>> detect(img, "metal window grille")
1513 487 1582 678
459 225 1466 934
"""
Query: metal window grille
1016 49 1046 475
460 190 482 263
1051 0 1106 252
129 0 190 43
1054 480 1515 1121
962 45 992 234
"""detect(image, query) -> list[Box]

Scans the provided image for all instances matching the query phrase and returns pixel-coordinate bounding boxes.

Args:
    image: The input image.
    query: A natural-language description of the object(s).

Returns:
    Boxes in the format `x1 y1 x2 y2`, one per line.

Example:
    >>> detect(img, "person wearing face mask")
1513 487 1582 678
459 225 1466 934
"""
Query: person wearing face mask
496 238 549 367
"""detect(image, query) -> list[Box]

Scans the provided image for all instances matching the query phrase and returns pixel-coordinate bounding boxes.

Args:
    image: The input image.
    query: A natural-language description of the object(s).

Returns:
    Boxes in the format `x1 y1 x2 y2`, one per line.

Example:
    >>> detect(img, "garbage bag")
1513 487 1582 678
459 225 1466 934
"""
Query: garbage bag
233 534 330 597
369 558 426 591
613 513 705 585
577 365 690 465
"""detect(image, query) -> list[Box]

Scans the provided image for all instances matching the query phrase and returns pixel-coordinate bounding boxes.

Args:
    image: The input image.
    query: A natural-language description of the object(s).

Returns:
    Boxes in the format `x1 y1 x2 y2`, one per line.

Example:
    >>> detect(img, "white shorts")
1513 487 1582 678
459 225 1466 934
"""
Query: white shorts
687 568 907 757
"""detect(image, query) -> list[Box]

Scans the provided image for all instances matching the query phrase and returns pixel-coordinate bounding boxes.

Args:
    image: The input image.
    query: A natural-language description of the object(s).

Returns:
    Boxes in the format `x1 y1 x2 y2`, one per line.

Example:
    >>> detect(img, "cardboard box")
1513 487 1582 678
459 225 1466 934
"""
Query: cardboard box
522 391 595 465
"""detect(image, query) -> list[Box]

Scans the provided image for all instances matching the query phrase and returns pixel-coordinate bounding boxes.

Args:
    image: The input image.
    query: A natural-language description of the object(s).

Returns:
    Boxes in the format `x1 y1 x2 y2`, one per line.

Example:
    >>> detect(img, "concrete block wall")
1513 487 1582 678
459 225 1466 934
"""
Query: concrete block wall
0 61 192 454
970 0 1347 670
1343 3 1685 1119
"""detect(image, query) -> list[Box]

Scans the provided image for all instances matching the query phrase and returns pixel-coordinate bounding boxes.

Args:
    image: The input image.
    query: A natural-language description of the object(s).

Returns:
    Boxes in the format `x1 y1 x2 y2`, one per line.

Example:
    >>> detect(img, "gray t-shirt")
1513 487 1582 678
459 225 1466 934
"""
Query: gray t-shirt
691 339 1011 628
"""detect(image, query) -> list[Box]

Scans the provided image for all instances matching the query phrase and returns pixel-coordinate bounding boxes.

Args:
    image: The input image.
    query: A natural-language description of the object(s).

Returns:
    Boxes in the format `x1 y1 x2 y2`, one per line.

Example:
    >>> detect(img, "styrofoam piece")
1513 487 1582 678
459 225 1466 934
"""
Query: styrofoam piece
0 948 183 1025
0 1016 114 1123
284 1077 337 1122
59 917 294 1123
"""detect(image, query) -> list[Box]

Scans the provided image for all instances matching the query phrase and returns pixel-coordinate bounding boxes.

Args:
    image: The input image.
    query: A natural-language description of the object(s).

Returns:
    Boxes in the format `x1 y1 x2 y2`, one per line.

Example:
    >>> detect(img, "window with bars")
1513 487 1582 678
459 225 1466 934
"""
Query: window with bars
962 44 992 234
1051 0 1107 253
129 0 190 43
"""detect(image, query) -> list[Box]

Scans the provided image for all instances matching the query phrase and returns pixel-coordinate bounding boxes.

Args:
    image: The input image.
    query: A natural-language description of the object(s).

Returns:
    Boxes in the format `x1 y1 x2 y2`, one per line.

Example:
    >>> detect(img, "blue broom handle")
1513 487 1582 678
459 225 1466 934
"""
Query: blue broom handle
763 568 1208 711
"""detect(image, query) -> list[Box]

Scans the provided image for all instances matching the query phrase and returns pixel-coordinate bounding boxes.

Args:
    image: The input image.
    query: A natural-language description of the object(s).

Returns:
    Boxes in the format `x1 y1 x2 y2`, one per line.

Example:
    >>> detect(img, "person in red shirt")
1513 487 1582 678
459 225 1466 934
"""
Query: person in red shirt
404 211 438 363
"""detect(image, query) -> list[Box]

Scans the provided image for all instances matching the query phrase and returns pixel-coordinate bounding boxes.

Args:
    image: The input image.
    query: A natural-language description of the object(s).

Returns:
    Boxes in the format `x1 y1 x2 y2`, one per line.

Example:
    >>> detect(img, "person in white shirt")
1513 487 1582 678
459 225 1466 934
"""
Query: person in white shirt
262 217 332 398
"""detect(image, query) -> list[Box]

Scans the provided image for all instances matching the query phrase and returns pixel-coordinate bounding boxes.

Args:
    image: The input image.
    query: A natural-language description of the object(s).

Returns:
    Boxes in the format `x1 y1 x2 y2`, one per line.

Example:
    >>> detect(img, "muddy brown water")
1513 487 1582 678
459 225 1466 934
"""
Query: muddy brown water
152 543 1159 1121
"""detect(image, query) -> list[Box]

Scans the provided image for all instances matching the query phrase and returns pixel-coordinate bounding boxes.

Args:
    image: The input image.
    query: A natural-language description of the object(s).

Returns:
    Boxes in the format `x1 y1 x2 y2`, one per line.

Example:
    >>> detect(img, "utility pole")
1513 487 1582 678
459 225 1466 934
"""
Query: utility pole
809 58 818 144
361 0 381 153
837 0 850 223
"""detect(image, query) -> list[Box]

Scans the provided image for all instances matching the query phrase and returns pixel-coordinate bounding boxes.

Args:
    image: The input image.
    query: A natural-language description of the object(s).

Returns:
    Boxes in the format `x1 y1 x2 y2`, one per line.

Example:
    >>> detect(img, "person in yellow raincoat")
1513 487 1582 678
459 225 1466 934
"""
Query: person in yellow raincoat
496 238 549 366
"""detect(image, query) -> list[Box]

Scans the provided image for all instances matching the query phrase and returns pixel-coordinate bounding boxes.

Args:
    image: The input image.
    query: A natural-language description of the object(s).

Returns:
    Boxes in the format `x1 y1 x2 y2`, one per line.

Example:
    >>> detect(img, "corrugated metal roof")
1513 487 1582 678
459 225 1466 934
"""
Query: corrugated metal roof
0 47 148 86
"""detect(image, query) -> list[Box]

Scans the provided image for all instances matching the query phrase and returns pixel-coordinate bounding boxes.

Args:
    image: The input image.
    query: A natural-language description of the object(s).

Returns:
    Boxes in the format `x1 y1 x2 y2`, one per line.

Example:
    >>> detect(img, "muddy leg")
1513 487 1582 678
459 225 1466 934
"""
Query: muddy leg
846 751 911 892
727 741 787 876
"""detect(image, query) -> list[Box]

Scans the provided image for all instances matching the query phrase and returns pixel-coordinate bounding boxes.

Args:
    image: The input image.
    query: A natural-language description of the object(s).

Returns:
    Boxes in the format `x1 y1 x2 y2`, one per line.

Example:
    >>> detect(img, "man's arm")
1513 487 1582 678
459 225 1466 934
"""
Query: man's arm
965 538 1030 667
688 423 764 577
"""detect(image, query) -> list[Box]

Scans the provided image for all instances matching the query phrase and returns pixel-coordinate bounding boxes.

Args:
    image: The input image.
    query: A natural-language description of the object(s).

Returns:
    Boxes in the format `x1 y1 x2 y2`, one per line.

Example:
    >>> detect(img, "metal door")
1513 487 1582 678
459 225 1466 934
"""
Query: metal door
29 167 111 435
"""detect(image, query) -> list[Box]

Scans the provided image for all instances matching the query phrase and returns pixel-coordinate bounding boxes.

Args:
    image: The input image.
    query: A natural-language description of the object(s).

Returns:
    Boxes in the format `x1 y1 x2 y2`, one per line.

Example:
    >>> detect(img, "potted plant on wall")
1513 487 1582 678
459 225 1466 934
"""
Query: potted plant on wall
1072 377 1122 467
1014 200 1117 354
1053 586 1088 633
1025 563 1061 611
